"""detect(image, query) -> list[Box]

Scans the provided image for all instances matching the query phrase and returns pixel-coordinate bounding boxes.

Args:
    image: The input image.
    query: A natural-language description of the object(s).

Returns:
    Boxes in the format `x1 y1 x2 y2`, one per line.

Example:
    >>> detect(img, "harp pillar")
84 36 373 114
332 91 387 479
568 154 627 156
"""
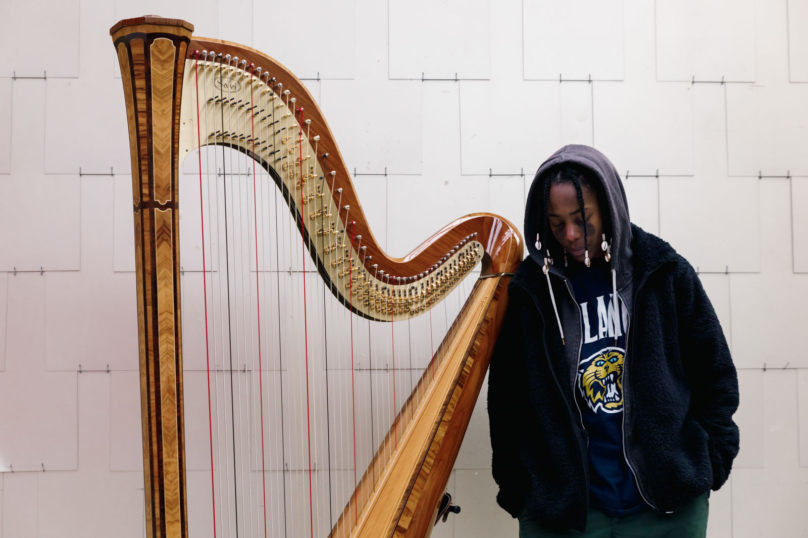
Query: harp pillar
111 17 194 538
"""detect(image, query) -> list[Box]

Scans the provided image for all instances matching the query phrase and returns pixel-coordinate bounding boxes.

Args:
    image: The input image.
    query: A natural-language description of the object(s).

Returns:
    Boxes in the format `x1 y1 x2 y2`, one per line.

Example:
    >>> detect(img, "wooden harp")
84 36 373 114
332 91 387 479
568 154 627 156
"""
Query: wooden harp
111 16 522 538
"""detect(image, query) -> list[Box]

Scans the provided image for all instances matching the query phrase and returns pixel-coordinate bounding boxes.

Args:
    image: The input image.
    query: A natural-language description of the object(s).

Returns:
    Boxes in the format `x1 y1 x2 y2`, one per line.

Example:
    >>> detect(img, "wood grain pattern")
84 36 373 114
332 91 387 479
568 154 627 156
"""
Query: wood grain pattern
155 209 180 538
141 210 162 538
117 43 140 206
117 40 157 538
396 276 511 537
112 21 192 538
130 38 150 204
110 16 194 35
151 39 175 205
345 278 500 538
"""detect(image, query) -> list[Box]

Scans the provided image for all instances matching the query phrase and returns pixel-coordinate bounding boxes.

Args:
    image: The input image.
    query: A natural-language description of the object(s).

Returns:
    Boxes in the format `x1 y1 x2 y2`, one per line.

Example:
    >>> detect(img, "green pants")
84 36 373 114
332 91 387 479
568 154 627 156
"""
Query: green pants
518 491 709 538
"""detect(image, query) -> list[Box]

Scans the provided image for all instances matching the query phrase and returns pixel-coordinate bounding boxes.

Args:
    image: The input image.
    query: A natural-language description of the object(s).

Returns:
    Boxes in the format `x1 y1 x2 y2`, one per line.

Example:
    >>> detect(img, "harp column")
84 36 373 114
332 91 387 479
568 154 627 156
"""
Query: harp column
111 17 194 538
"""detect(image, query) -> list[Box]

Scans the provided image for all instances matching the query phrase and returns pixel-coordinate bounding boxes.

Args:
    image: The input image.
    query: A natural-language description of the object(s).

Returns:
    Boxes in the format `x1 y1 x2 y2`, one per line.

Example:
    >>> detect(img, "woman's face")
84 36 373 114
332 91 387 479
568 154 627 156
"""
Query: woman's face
547 181 604 263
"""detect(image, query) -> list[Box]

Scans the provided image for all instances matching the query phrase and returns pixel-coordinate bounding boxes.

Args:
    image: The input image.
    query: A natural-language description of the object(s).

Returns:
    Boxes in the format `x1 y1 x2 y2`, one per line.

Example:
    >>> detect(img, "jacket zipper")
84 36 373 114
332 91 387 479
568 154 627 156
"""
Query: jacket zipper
562 280 591 521
617 288 659 512
618 260 675 513
562 281 588 440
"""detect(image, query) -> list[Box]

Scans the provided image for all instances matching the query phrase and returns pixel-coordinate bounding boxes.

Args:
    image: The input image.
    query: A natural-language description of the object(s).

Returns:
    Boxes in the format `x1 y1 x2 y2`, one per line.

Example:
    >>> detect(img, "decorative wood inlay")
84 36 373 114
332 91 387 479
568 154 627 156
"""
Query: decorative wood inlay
130 39 150 204
141 211 161 538
155 208 180 537
151 39 176 205
171 41 187 210
117 43 140 206
113 21 192 538
118 39 156 538
134 211 156 538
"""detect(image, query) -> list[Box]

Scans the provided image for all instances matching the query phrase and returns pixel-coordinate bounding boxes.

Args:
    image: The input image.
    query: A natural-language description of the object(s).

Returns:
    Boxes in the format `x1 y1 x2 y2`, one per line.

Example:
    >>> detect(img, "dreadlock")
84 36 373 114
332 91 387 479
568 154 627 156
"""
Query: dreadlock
539 163 608 263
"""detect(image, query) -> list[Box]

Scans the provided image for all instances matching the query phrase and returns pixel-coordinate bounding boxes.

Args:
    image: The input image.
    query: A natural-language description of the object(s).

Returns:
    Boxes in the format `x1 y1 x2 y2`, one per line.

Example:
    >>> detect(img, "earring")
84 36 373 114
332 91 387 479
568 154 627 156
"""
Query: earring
564 250 568 267
535 232 541 251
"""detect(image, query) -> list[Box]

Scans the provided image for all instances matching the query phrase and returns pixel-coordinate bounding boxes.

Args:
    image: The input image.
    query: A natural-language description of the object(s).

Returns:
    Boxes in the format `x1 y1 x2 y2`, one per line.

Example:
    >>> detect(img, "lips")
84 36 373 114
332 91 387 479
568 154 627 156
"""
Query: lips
567 247 585 256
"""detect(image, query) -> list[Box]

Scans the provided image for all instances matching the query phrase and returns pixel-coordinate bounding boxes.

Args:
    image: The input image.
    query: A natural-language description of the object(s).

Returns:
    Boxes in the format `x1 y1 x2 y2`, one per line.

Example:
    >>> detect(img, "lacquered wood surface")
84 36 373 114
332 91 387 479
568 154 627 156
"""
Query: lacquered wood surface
112 19 192 538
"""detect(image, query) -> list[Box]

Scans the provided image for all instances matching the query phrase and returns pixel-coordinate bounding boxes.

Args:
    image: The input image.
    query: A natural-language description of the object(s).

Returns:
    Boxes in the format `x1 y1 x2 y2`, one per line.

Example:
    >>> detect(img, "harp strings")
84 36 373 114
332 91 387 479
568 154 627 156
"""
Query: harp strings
194 52 219 538
190 53 479 538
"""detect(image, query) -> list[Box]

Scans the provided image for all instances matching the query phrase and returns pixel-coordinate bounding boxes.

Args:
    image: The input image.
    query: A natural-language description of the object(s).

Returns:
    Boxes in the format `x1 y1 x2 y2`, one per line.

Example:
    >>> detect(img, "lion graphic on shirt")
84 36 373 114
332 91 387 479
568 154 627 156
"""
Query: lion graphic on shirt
578 348 625 414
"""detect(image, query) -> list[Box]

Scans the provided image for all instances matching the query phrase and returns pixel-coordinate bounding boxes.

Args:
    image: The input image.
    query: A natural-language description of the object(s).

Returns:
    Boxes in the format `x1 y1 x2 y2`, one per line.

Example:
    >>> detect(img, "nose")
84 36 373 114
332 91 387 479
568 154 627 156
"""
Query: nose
565 223 580 244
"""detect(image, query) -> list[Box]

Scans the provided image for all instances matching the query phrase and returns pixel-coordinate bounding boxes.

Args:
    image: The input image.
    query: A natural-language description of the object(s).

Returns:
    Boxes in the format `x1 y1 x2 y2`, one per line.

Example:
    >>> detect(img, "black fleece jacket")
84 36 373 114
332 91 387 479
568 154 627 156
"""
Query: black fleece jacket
487 224 741 532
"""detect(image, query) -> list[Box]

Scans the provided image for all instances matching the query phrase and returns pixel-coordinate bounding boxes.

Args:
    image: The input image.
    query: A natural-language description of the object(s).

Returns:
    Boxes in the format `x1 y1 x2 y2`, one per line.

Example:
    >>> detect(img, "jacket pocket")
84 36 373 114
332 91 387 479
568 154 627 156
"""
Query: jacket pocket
680 414 713 485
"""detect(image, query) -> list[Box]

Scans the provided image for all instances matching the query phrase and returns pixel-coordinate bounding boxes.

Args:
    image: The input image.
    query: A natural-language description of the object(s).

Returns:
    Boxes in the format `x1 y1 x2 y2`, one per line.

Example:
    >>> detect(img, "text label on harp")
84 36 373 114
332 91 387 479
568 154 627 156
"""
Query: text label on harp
214 78 242 92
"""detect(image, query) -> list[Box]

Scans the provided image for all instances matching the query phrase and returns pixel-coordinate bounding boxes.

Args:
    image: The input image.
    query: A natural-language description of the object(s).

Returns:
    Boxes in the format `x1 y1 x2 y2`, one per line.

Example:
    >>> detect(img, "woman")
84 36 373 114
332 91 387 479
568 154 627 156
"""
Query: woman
487 144 740 537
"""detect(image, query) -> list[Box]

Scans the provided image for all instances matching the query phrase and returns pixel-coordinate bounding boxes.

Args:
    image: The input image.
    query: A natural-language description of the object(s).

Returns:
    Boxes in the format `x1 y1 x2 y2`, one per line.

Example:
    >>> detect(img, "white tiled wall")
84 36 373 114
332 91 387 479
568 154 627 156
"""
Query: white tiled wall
1 0 807 537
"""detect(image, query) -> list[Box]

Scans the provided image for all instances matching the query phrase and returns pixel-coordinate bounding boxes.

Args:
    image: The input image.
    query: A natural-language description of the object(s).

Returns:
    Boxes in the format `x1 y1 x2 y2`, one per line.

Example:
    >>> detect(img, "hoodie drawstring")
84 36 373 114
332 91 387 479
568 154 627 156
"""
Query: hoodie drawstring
612 268 619 346
543 265 565 346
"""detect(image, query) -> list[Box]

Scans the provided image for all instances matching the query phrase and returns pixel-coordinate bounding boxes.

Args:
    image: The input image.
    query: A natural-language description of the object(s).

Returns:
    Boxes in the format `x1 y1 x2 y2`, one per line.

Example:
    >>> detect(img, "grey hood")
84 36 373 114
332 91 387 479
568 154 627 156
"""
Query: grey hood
525 144 633 290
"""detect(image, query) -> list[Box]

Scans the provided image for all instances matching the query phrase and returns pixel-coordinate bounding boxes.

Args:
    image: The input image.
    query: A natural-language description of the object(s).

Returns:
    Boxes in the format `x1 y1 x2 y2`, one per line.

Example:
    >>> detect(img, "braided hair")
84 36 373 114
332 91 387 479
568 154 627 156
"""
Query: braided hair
539 163 608 262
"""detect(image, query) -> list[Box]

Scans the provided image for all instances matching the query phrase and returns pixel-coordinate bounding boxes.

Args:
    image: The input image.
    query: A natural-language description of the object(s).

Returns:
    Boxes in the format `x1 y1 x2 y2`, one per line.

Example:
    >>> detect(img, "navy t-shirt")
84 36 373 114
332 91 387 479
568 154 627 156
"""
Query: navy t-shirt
566 258 649 517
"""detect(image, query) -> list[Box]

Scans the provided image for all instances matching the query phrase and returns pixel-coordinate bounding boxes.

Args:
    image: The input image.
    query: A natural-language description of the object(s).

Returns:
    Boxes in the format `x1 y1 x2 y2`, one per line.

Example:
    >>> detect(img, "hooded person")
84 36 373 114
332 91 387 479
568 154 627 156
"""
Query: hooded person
486 144 740 536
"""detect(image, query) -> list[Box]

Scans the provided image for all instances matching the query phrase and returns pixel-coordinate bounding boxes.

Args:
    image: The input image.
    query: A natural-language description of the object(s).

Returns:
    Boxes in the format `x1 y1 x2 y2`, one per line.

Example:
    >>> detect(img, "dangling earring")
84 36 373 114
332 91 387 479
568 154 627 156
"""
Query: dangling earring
535 232 541 251
602 233 611 262
564 250 568 268
585 250 590 267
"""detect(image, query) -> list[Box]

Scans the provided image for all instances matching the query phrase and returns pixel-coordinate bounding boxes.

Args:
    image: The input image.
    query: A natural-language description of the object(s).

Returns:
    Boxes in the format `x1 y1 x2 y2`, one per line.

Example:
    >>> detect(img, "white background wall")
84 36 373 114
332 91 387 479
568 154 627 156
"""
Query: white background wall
1 0 808 536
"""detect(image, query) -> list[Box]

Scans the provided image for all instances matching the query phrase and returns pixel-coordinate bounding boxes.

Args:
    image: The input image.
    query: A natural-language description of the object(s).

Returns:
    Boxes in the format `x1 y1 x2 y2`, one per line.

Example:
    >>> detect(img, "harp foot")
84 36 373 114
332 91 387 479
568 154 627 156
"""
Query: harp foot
435 492 462 526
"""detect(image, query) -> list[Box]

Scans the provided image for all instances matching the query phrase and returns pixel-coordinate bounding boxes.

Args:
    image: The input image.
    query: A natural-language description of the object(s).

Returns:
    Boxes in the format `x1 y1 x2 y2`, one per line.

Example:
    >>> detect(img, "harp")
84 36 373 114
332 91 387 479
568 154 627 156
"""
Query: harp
110 16 522 538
